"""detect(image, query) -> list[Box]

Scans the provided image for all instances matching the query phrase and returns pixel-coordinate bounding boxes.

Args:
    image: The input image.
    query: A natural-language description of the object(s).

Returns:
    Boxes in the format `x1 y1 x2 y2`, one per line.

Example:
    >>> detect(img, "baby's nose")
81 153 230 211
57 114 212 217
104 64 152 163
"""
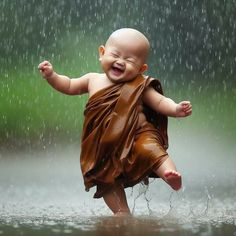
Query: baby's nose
116 59 125 67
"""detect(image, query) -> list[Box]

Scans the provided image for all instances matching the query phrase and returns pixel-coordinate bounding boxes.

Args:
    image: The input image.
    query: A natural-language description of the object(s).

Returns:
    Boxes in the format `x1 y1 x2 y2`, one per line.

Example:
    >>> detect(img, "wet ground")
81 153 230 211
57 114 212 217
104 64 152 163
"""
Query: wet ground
0 125 236 235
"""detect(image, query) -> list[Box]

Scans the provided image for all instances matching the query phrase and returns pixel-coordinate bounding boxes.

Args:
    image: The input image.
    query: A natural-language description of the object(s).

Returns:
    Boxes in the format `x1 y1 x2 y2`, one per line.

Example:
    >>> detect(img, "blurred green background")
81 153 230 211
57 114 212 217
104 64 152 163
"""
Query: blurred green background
0 0 235 151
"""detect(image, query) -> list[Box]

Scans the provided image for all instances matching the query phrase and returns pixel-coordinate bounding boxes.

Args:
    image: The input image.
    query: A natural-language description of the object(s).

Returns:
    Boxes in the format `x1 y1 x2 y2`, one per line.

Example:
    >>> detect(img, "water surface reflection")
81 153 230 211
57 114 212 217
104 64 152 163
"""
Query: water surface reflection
0 128 235 235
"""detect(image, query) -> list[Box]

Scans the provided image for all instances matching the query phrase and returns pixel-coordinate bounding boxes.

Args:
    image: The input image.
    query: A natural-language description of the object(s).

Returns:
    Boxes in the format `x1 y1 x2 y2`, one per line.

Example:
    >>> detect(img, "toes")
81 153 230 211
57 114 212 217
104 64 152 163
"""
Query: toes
164 170 180 178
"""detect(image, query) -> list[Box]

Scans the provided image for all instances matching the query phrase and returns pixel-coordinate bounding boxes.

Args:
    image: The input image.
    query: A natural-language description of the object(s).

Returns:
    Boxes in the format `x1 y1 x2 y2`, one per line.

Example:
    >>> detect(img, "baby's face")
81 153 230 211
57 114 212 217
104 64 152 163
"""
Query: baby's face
99 37 148 83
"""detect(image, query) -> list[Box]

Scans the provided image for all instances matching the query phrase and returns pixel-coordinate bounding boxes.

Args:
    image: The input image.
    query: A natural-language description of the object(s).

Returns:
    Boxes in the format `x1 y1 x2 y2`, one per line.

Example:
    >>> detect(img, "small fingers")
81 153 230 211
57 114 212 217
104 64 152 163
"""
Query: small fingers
181 101 191 107
185 109 192 115
184 106 192 116
182 102 192 111
38 60 51 70
180 102 192 116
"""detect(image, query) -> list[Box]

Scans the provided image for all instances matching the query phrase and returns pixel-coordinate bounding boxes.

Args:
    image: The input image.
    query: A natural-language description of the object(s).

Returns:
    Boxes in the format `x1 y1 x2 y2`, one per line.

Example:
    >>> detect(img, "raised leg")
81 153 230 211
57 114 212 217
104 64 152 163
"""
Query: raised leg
103 182 131 216
153 156 182 191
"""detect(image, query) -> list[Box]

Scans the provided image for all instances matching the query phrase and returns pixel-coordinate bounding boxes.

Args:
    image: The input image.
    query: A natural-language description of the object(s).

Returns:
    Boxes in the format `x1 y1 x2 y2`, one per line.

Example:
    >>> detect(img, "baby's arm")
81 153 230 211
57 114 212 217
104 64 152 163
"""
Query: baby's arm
143 87 192 117
38 60 89 95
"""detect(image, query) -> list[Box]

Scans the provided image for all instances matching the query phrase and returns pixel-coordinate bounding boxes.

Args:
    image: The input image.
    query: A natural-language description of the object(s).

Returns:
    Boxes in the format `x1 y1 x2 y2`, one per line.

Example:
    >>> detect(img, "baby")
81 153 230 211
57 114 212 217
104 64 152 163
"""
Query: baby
38 28 192 216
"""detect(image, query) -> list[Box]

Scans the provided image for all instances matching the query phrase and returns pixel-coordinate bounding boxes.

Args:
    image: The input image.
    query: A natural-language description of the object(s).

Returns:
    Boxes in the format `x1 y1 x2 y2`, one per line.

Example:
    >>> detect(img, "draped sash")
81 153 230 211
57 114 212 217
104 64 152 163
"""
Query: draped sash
80 75 168 194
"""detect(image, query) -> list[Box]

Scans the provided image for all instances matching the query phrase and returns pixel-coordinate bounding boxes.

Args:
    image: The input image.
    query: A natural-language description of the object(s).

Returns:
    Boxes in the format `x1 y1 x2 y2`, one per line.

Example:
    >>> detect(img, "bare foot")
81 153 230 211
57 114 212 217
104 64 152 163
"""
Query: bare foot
164 170 182 191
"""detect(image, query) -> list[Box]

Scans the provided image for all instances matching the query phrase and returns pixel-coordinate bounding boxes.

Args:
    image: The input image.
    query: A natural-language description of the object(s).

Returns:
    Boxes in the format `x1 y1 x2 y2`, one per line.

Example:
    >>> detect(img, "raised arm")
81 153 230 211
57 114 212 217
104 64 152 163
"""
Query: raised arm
38 60 89 95
143 86 192 118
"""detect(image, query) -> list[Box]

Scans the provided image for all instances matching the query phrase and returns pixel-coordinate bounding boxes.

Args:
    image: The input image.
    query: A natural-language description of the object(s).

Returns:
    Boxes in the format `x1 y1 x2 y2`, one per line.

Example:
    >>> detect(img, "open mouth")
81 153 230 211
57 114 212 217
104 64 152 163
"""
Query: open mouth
111 66 124 76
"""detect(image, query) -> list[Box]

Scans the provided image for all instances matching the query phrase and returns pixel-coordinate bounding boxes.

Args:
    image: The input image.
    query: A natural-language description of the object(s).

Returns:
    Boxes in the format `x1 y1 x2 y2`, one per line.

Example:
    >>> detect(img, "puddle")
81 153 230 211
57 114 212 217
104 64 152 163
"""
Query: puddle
0 128 235 235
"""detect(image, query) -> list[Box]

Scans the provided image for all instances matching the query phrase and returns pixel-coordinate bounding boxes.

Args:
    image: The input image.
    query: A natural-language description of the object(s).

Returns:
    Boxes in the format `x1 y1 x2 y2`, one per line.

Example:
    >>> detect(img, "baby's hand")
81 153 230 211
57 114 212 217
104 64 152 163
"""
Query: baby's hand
38 60 54 79
176 101 192 117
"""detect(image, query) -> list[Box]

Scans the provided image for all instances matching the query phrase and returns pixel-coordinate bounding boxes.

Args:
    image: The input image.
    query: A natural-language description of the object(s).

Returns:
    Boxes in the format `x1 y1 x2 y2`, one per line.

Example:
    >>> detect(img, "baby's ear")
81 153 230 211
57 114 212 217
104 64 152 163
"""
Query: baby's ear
98 45 105 60
139 64 148 74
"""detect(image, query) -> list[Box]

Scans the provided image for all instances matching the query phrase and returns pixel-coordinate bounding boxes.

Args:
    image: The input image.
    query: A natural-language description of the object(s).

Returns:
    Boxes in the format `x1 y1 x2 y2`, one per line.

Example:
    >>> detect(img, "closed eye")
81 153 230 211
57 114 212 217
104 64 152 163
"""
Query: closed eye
111 53 119 58
126 58 136 64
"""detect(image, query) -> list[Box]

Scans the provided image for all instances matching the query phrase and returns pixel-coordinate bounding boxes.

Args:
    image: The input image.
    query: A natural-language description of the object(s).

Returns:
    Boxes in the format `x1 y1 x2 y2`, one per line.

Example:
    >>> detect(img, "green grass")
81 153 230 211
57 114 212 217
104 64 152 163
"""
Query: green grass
165 76 236 144
0 33 104 149
1 65 235 150
0 68 88 148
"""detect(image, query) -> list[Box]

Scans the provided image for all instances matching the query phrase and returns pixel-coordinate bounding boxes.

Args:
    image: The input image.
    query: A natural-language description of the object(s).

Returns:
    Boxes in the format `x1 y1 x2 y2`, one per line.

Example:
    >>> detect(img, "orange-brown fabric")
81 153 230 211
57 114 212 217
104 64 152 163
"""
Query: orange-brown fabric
80 75 168 198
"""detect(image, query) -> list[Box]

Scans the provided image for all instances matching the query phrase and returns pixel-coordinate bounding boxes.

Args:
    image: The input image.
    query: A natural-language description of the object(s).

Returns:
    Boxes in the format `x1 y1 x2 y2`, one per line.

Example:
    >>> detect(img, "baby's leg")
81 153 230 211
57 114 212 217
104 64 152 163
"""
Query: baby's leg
153 156 182 191
102 182 131 216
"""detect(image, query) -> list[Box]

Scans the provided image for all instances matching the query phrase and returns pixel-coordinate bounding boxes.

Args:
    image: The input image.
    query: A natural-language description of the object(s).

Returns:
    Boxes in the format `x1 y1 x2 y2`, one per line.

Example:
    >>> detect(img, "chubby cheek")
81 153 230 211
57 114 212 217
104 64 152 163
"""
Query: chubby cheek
100 60 110 72
125 65 139 76
102 57 113 69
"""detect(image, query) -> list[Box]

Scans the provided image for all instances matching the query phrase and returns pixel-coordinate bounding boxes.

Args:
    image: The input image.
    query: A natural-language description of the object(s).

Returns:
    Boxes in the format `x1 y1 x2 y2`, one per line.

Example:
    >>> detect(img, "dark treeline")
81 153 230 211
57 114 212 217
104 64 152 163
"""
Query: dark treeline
0 0 235 78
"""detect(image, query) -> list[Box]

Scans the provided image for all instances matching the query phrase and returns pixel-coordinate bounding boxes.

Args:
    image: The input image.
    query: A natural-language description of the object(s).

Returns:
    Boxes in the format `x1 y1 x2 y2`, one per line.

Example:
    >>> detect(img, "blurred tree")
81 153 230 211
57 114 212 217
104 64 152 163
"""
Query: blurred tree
0 0 235 77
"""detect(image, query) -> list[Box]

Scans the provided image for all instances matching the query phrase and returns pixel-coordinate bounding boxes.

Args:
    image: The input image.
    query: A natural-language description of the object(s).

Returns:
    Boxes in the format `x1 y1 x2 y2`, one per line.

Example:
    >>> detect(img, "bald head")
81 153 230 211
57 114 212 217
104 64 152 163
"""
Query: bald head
105 28 150 62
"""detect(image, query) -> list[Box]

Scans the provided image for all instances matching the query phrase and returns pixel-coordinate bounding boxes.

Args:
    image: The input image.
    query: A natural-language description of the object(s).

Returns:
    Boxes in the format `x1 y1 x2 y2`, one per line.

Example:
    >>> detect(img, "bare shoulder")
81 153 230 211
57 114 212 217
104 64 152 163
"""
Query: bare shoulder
68 72 98 95
84 72 102 81
75 72 99 81
87 73 103 96
88 73 114 97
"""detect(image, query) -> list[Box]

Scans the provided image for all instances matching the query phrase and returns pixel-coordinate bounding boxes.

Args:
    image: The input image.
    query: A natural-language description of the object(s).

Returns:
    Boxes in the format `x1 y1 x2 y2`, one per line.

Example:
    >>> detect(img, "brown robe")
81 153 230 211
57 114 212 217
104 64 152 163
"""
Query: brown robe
80 75 168 198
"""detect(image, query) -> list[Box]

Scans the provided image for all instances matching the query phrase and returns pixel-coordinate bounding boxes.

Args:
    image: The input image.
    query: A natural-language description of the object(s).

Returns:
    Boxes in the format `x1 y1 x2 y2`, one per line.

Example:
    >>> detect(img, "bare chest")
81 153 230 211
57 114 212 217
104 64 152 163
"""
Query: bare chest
88 74 115 98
